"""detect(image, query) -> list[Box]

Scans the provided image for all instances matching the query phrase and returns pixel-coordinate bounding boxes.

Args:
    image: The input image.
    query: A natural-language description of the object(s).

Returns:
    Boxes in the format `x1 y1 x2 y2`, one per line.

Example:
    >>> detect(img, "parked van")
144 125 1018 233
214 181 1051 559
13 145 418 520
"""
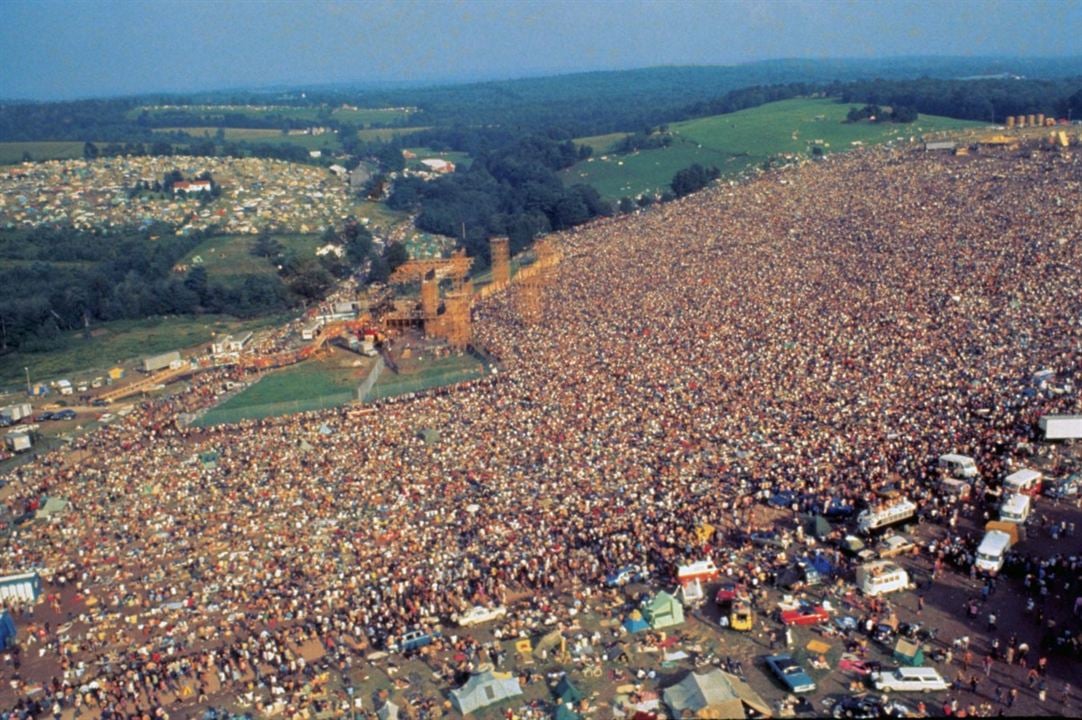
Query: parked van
1002 468 1042 497
998 493 1031 524
856 560 911 597
857 498 917 533
938 453 979 479
974 530 1012 574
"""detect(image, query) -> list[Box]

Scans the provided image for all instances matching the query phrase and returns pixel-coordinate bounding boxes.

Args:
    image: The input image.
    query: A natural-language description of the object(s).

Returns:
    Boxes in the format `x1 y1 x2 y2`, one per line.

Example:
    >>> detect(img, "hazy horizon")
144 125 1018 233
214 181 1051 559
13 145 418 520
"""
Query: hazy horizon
3 0 1081 102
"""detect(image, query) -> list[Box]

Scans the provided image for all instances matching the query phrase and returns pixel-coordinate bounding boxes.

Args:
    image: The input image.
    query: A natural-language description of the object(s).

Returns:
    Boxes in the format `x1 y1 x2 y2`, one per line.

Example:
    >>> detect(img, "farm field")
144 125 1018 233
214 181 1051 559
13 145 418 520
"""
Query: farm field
562 97 987 199
0 314 285 389
179 233 321 286
0 141 92 165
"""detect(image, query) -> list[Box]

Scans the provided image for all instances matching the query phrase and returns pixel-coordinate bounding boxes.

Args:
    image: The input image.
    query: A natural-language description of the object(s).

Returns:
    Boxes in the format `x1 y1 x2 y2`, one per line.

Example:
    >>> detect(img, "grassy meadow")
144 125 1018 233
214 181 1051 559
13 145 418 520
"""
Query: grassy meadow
179 233 321 286
0 314 285 389
564 97 987 199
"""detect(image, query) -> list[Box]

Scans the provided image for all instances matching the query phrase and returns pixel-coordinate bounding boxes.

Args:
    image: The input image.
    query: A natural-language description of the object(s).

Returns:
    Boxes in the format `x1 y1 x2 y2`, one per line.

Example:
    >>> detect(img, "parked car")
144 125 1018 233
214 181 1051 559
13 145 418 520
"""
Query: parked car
453 605 508 627
876 534 916 558
779 601 830 626
714 581 748 605
831 694 915 718
765 654 816 693
391 629 440 654
1043 475 1079 499
748 530 791 550
838 535 876 562
871 667 949 693
34 412 54 422
92 399 109 407
605 565 649 587
53 409 76 420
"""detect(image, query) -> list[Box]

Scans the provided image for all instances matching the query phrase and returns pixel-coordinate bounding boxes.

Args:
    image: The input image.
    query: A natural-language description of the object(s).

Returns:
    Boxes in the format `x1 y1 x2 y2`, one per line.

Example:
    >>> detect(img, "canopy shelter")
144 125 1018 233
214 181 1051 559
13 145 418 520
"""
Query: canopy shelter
450 670 523 715
643 591 684 629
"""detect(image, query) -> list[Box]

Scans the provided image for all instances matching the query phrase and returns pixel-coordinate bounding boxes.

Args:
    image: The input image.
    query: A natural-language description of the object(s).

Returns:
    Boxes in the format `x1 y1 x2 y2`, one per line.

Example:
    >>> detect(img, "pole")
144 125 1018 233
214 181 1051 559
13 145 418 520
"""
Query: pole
25 367 31 396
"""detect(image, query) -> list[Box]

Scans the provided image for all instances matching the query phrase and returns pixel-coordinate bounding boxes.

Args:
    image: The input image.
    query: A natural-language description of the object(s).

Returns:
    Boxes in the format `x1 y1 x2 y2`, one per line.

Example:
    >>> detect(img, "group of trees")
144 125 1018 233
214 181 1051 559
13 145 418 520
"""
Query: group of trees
844 103 919 124
387 131 611 262
0 223 307 354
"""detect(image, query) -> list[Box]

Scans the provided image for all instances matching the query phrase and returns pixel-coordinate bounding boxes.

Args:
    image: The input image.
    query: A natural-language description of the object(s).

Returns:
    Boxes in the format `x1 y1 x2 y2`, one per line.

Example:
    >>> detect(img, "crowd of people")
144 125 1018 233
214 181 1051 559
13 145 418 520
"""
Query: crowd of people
1 143 1080 718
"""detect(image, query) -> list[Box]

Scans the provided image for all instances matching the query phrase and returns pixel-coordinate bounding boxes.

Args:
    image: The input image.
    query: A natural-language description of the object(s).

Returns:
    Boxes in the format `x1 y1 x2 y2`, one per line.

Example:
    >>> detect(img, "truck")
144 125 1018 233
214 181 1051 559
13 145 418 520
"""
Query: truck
974 529 1013 574
1039 415 1082 440
3 432 31 453
141 351 181 373
0 403 32 424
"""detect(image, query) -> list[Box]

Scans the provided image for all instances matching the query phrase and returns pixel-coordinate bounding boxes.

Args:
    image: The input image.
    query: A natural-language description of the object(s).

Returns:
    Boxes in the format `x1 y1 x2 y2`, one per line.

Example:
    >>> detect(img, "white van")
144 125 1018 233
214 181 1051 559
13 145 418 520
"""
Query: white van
1003 468 1043 497
998 493 1031 524
938 453 979 479
856 560 911 597
857 498 917 533
974 530 1012 574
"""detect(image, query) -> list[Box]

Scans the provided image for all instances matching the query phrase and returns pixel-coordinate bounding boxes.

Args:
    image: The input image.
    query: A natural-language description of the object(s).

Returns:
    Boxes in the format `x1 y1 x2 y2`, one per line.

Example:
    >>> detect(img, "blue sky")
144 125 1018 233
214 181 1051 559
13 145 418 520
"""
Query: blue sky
2 0 1079 100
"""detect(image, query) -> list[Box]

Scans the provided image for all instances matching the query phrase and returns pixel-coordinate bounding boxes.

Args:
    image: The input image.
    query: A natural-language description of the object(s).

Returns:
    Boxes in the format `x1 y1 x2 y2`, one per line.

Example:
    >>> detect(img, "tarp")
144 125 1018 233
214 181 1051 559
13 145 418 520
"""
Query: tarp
807 515 832 540
643 591 684 629
451 671 523 715
624 610 649 634
34 497 68 521
376 701 399 720
556 676 583 704
662 669 771 719
0 611 16 649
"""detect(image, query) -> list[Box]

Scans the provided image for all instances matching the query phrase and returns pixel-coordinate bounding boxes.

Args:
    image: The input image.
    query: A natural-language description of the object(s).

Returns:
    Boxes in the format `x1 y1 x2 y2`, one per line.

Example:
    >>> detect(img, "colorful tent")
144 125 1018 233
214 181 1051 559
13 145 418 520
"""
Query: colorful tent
643 591 684 629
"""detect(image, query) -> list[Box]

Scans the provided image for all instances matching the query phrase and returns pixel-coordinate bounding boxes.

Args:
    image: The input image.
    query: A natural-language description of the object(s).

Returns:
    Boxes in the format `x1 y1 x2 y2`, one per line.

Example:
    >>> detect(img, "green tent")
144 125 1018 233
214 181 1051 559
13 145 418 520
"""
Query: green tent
556 676 583 704
643 590 685 629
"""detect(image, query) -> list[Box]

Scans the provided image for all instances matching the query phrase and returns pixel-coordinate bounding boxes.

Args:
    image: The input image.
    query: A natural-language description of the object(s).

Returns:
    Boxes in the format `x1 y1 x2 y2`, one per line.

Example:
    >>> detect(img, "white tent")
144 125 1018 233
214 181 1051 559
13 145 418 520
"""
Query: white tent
450 670 523 715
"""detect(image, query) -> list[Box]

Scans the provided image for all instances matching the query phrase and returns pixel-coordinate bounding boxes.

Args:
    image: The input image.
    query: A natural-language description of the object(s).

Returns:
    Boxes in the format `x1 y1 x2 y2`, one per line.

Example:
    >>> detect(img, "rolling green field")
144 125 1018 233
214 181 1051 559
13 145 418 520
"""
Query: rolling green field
575 132 631 155
563 97 987 199
195 358 363 426
0 314 285 389
0 141 92 164
180 233 321 286
404 147 472 170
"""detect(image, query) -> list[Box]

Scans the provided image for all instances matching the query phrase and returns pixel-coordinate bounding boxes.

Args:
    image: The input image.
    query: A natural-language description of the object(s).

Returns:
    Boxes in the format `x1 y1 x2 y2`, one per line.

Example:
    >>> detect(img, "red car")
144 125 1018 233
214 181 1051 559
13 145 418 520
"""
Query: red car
714 581 749 606
779 603 830 626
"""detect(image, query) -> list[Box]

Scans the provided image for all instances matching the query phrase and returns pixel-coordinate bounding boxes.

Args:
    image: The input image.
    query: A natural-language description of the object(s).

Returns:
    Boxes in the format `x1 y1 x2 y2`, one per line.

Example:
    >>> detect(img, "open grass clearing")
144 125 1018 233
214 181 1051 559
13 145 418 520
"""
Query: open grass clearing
574 132 631 154
0 314 286 389
0 141 91 165
180 233 321 285
404 147 472 170
563 97 987 199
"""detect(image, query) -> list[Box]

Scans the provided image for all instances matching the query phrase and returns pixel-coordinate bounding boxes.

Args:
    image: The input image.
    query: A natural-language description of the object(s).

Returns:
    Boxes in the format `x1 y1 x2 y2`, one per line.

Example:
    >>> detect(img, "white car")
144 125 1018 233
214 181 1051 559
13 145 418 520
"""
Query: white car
871 667 949 693
454 605 508 627
877 534 916 558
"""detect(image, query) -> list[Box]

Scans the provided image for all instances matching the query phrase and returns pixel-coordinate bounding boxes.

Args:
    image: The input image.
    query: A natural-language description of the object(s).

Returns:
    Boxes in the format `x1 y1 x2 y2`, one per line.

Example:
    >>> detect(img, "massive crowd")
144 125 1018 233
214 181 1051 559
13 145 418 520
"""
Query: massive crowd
1 143 1080 718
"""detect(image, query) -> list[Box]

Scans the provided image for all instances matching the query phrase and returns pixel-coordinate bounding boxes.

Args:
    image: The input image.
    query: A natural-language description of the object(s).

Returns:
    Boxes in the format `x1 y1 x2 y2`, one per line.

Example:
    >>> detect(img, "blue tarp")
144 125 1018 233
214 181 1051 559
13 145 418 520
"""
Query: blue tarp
0 611 16 649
